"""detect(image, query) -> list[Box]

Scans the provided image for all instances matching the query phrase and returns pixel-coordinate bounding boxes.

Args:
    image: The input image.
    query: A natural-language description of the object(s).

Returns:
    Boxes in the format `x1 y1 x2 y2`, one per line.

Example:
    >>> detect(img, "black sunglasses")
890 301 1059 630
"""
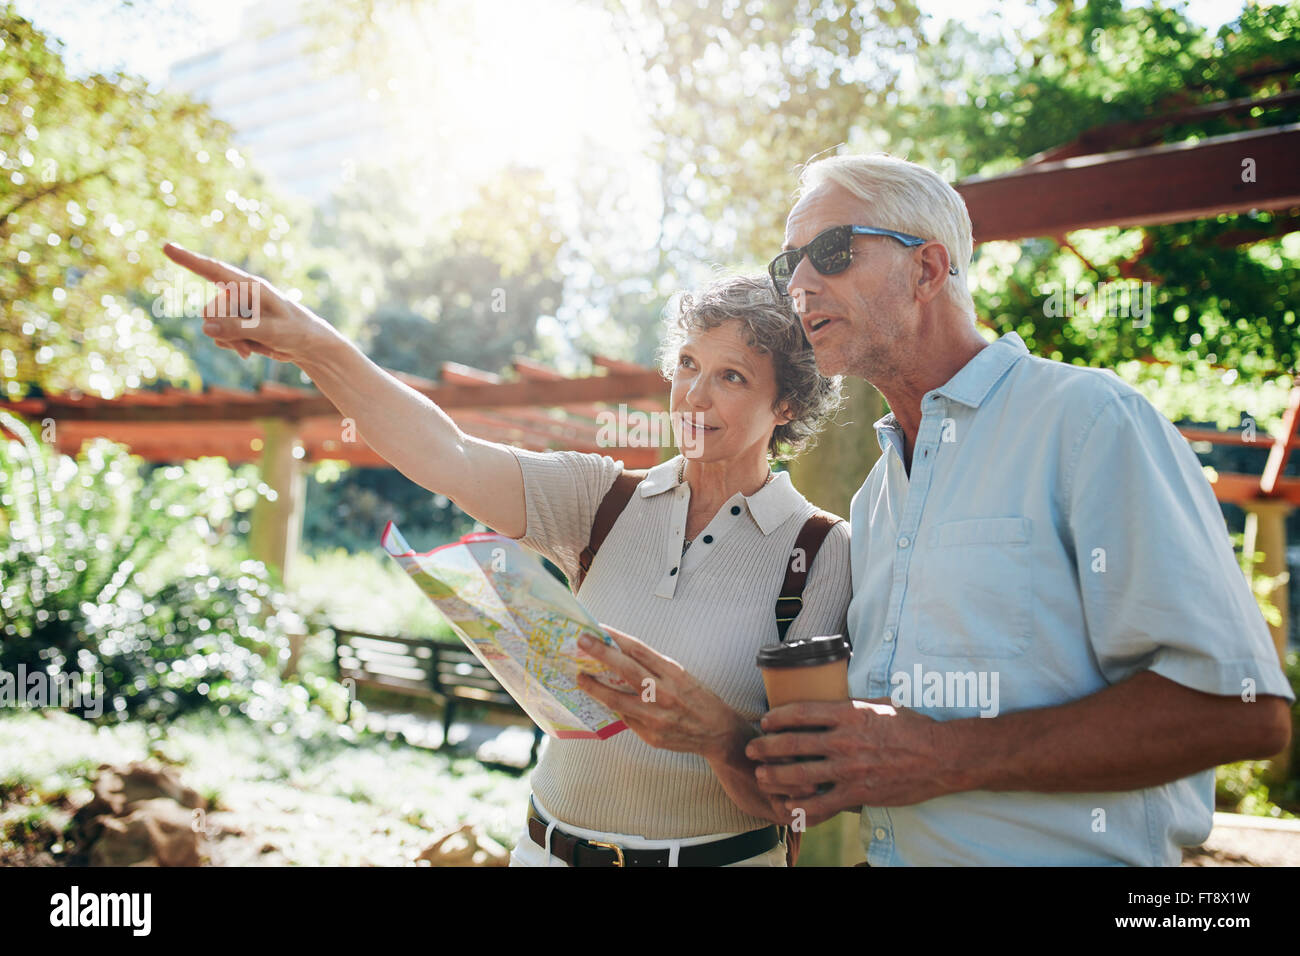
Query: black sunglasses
768 224 959 297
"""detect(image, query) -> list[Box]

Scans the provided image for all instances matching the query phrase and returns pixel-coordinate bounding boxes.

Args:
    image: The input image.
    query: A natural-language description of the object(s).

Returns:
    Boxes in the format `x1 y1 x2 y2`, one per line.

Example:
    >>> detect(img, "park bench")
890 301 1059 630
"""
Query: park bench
332 627 543 766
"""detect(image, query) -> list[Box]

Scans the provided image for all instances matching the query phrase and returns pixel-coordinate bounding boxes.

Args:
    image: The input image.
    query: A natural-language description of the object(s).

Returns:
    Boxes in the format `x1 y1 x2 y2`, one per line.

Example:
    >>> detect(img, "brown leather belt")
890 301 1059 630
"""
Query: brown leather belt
526 796 781 867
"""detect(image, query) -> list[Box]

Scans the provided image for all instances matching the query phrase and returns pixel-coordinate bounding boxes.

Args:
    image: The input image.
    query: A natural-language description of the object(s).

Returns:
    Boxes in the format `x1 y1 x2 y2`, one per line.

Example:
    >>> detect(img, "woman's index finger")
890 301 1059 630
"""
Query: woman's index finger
161 242 248 284
598 623 672 675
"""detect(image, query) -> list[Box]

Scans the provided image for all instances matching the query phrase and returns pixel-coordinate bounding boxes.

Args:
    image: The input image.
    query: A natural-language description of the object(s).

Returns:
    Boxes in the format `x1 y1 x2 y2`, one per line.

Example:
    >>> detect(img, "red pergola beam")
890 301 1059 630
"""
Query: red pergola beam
957 123 1300 242
593 354 650 375
453 409 585 447
1177 426 1300 449
591 355 666 416
437 362 602 438
6 369 669 423
22 403 659 467
38 422 638 467
1026 89 1300 164
1209 473 1300 506
1261 381 1300 495
512 358 607 421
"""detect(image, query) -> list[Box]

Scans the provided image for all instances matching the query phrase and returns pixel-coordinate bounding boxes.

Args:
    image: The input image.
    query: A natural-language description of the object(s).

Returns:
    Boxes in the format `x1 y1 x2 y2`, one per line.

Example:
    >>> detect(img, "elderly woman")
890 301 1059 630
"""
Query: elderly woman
164 244 851 866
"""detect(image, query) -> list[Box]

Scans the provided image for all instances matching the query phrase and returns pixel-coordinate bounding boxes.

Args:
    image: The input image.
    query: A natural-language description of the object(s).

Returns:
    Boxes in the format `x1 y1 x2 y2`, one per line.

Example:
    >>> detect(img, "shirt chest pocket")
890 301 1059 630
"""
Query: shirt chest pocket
913 516 1033 660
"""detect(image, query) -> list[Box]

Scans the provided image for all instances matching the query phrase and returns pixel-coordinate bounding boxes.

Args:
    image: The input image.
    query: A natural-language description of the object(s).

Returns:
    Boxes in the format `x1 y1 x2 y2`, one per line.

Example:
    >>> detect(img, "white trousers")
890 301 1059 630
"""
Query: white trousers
509 795 787 867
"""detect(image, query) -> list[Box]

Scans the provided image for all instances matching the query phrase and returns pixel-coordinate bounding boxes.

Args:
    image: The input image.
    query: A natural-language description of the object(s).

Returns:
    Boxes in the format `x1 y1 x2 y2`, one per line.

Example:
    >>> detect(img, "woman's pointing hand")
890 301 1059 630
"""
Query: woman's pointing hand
161 242 325 363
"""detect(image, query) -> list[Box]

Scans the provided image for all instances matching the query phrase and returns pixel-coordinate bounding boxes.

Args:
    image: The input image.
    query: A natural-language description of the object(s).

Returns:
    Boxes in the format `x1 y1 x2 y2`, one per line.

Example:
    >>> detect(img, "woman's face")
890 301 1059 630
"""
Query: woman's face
669 319 792 462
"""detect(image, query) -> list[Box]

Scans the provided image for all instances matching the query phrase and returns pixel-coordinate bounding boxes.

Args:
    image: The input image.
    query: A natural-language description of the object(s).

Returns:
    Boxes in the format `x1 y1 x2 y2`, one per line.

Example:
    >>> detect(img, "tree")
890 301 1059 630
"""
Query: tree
596 0 1299 428
0 5 320 400
897 0 1300 428
297 162 569 553
596 0 927 279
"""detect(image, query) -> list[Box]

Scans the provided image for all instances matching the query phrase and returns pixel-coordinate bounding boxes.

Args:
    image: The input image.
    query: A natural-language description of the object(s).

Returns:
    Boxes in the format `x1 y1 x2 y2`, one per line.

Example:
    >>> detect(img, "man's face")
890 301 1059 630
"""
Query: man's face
781 183 918 381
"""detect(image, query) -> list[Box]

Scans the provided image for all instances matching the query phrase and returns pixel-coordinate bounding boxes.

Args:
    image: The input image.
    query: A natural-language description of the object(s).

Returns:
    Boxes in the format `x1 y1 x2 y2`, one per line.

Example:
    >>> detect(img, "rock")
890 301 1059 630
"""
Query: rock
416 824 509 867
70 762 209 867
89 798 203 867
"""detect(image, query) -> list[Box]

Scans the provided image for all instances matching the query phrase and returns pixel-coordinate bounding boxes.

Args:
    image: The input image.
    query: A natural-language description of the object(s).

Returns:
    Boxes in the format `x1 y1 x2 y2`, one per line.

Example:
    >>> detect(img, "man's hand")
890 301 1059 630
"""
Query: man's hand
576 624 750 760
745 698 958 825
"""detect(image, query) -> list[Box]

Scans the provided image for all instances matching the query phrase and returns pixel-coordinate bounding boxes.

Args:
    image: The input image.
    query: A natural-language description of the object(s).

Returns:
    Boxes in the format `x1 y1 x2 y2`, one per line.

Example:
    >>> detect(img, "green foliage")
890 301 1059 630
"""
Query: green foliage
301 463 476 557
290 162 572 554
0 4 328 400
596 0 927 275
1216 758 1284 815
594 0 1299 423
0 706 534 864
1210 541 1298 817
0 412 343 732
307 163 565 377
1215 651 1300 818
289 547 454 642
899 1 1300 421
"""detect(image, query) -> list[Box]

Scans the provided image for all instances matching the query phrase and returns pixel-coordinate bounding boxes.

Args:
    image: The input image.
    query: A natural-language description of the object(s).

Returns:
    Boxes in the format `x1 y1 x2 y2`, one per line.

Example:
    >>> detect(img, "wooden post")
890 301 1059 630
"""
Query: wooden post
783 378 885 865
1242 499 1292 780
248 417 306 589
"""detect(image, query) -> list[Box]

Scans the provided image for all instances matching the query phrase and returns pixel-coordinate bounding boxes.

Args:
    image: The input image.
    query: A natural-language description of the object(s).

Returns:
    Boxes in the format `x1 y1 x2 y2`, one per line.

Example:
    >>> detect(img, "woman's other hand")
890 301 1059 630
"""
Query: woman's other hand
578 624 793 824
576 624 750 759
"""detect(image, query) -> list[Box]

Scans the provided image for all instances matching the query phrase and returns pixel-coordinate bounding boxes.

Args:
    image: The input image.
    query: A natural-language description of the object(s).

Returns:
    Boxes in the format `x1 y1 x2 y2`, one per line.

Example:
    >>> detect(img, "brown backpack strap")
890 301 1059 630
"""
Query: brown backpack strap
575 469 648 592
775 511 842 641
776 509 841 868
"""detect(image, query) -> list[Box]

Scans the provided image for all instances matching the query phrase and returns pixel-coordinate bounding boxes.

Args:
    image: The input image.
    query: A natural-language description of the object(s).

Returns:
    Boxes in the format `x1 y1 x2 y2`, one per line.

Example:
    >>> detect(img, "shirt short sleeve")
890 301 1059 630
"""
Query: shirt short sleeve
1065 392 1294 702
781 517 853 645
507 446 625 587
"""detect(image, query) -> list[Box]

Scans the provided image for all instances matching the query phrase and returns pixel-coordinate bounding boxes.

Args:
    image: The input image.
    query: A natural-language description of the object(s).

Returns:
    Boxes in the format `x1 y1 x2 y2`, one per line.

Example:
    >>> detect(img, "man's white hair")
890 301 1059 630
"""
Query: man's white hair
798 153 975 317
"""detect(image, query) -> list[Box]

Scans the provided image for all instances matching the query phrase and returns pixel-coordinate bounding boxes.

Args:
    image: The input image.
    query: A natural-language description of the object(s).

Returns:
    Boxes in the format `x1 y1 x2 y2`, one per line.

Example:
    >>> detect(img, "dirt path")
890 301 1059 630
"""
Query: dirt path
1181 813 1300 866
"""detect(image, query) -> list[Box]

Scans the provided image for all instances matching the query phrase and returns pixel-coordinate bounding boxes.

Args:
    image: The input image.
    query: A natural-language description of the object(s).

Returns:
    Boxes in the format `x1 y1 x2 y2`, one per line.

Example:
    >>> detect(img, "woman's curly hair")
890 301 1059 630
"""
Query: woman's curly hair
656 274 844 462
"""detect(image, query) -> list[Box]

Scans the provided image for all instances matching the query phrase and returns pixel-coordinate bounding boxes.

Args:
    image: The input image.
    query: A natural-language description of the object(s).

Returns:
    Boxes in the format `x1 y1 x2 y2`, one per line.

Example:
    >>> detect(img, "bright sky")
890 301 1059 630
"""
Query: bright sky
16 0 1255 87
917 0 1251 42
12 0 1261 284
11 0 1264 359
12 0 252 82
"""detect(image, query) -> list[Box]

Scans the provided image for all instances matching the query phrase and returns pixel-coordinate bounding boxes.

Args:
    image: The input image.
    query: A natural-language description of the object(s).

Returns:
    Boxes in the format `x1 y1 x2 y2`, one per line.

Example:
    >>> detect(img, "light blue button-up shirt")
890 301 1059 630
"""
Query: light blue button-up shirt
847 331 1295 866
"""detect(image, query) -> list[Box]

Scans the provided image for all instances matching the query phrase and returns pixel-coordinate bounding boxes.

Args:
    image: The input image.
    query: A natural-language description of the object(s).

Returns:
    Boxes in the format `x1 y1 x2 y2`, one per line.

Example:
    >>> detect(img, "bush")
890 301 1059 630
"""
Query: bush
0 411 342 733
1215 648 1300 817
290 548 454 644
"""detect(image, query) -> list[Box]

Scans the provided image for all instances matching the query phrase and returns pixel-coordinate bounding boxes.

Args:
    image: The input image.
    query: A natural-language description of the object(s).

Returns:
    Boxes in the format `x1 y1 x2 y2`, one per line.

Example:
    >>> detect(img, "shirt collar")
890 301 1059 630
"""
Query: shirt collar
874 331 1029 451
639 455 805 535
637 456 687 497
933 331 1028 408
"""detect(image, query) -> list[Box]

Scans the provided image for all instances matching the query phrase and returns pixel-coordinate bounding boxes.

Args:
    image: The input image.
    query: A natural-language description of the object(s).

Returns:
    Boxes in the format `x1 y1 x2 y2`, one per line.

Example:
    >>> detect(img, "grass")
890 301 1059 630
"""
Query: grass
0 706 532 866
289 548 456 641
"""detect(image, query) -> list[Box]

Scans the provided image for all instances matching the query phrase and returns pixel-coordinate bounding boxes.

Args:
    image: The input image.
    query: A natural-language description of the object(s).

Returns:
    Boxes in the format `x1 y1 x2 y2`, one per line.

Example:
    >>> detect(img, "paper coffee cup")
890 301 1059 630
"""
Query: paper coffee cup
756 635 851 707
756 635 851 795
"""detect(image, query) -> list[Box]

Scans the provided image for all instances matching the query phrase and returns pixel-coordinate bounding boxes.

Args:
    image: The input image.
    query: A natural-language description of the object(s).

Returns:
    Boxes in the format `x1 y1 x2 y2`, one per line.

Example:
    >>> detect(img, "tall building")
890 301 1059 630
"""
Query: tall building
168 0 394 207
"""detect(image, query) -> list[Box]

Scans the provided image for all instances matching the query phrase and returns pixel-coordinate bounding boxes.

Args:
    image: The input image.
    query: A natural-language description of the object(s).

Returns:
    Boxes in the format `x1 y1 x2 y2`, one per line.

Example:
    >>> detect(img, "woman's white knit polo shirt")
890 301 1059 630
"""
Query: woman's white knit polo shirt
509 447 852 838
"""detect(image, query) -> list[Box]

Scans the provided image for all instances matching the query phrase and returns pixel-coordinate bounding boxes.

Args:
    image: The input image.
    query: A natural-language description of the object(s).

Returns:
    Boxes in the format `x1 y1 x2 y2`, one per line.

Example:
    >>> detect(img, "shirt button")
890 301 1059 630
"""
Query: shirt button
897 536 910 549
730 506 741 515
669 567 678 576
883 629 894 642
874 828 887 840
702 534 713 544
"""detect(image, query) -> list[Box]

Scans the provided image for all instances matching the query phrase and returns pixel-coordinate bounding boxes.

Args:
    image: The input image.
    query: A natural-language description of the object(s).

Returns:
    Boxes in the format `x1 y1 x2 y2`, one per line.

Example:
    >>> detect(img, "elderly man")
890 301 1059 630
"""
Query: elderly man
746 153 1295 865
